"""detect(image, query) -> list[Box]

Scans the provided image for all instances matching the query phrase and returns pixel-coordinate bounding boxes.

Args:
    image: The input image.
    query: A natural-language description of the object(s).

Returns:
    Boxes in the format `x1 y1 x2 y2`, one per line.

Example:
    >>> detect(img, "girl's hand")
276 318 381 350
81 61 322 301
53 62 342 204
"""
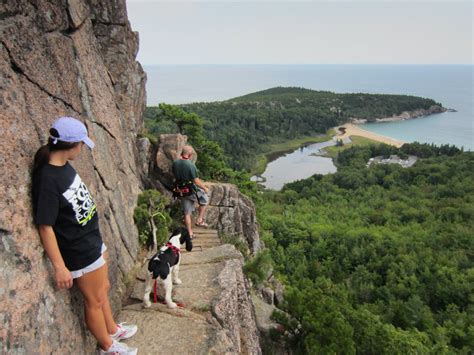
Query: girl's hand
54 265 73 289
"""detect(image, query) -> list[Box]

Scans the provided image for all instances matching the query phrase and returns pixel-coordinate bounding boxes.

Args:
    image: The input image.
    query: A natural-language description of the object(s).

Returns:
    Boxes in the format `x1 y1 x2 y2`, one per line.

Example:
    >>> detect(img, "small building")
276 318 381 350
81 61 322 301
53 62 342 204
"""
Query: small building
367 155 418 168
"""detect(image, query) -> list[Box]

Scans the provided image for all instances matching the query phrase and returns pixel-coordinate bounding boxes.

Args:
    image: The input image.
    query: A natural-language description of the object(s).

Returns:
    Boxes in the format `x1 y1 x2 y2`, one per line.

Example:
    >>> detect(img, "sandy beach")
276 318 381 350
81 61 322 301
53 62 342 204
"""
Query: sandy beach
336 124 405 148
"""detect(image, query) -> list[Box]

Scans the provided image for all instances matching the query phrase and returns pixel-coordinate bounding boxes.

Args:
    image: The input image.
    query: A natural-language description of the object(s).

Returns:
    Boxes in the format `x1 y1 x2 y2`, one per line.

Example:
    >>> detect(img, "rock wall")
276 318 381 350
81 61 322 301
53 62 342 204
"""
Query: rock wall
206 182 261 253
0 0 146 353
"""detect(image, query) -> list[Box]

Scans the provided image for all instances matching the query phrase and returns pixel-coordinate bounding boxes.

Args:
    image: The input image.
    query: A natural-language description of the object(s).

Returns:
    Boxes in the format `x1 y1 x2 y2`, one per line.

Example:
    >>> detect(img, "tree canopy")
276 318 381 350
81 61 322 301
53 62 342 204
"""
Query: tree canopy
257 144 473 353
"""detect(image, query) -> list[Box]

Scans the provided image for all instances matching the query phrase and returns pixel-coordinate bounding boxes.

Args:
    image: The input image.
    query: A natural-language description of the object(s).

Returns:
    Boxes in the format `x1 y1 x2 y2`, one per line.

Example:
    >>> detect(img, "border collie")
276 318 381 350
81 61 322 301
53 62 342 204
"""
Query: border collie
143 228 193 309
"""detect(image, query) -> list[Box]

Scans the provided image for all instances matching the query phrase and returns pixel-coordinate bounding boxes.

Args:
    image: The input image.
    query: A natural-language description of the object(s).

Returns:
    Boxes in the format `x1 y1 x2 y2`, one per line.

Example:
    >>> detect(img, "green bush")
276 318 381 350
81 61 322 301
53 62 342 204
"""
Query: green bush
220 233 250 258
133 189 172 248
244 250 273 286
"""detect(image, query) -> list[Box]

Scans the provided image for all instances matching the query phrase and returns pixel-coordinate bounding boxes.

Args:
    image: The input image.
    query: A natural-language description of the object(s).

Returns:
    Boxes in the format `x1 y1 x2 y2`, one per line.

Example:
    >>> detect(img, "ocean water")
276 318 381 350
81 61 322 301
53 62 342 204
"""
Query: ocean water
144 64 473 150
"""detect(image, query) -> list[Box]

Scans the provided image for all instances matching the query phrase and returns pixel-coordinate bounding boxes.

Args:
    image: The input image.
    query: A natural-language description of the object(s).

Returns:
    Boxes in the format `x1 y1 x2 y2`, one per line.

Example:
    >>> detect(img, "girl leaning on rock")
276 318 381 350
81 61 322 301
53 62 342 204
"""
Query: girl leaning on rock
32 116 138 355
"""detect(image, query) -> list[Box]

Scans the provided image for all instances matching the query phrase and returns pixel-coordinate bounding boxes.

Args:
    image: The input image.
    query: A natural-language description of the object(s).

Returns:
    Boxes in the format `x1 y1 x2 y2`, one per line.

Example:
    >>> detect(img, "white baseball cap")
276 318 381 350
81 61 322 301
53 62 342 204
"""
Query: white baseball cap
50 116 95 149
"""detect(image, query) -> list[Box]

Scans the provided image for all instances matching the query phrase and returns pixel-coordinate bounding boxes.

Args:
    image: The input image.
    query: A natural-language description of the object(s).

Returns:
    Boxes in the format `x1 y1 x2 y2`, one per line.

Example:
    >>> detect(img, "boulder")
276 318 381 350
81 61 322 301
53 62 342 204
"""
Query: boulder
206 183 261 254
155 133 193 188
251 294 289 355
272 278 285 307
262 287 275 305
213 258 261 353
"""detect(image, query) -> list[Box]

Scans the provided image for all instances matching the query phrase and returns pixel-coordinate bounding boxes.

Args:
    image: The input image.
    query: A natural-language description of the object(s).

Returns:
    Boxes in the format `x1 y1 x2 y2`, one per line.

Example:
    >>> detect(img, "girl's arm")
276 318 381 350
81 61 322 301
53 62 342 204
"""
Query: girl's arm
37 225 73 289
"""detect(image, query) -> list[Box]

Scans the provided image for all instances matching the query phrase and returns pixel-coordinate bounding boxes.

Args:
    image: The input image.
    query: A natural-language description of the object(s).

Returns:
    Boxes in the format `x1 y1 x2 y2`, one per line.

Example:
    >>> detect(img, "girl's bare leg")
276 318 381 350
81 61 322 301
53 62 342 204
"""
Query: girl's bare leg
101 252 118 334
75 265 113 350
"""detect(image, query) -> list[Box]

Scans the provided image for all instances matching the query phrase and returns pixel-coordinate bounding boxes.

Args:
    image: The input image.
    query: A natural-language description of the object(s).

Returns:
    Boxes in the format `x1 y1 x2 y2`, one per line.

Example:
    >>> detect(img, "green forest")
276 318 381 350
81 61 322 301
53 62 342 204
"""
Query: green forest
141 93 472 354
256 144 473 354
144 87 441 170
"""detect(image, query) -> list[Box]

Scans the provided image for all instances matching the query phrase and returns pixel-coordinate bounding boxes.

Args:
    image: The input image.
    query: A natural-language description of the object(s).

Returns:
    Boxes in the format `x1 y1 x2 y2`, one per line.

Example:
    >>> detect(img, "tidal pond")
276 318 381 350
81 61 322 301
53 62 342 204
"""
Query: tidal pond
253 140 337 190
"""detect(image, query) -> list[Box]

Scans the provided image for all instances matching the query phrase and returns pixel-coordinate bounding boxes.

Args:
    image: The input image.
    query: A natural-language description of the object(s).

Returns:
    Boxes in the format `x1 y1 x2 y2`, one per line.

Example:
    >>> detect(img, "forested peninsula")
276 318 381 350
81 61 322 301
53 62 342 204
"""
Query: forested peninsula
145 87 445 171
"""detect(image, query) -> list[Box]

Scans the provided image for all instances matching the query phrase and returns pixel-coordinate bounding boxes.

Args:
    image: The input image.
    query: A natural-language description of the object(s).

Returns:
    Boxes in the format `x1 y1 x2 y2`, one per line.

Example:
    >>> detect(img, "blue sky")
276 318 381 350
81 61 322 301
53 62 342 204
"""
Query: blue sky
126 1 473 65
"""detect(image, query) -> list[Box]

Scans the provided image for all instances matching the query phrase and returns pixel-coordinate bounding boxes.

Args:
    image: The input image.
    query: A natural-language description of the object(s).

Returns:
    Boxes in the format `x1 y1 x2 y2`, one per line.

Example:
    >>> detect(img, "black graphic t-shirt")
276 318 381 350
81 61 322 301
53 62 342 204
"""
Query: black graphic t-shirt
32 162 103 271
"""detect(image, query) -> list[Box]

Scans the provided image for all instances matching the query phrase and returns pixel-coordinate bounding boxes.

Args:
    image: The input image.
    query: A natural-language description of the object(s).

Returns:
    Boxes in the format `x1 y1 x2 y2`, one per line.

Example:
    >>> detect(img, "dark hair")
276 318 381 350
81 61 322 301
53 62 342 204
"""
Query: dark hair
33 128 80 174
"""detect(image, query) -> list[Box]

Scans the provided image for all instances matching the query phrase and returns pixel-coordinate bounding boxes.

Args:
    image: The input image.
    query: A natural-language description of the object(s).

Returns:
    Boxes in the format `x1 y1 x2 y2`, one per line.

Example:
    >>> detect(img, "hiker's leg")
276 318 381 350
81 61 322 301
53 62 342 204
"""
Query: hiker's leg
184 212 193 236
100 253 118 334
75 264 113 351
197 204 208 224
182 197 195 236
196 190 210 224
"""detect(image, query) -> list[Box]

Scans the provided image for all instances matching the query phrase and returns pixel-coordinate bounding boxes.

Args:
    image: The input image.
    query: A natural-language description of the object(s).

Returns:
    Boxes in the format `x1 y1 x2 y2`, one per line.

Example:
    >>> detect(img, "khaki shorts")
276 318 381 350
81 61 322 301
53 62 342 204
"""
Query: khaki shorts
181 189 209 215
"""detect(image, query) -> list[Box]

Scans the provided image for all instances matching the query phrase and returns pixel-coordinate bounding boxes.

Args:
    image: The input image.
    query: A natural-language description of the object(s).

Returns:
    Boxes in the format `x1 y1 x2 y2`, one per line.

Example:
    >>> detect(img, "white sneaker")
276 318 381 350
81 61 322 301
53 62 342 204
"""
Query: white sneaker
99 339 138 355
111 322 138 341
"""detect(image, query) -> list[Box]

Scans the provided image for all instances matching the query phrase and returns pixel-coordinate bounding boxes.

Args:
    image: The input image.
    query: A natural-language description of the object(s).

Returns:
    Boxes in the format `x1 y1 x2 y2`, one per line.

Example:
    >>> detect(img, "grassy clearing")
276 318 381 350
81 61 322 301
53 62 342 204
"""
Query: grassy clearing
322 136 378 159
252 128 336 175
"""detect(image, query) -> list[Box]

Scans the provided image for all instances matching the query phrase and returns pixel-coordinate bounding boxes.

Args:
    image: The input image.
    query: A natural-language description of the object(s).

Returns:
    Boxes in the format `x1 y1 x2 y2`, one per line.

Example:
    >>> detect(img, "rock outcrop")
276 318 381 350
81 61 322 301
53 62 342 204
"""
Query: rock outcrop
351 105 447 124
0 0 145 352
155 133 193 189
206 182 261 253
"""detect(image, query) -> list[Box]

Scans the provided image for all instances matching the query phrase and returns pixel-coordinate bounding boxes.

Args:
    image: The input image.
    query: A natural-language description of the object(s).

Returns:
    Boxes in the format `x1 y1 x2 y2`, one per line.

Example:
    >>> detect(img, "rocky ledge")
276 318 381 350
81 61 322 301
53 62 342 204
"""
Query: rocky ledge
123 242 262 354
351 105 448 124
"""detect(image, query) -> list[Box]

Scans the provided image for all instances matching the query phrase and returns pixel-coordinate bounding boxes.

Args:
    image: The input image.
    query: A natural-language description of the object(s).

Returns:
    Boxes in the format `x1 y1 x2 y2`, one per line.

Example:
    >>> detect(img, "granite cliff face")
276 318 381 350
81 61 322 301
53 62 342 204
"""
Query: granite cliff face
0 0 145 352
206 182 261 253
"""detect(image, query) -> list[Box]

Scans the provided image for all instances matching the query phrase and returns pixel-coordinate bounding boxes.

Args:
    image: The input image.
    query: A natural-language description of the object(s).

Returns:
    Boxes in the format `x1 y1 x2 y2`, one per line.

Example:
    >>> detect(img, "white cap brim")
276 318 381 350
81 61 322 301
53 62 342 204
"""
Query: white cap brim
82 136 95 149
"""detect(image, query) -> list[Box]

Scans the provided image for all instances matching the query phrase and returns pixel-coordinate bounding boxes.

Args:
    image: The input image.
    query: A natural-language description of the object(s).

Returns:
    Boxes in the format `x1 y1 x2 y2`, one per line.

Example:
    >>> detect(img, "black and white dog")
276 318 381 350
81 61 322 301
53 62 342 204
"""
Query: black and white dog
143 228 193 309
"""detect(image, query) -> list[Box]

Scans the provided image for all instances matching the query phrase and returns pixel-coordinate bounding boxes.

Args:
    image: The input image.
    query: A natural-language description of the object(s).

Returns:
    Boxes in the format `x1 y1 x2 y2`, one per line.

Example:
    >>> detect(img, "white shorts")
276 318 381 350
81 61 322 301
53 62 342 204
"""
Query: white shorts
70 244 107 279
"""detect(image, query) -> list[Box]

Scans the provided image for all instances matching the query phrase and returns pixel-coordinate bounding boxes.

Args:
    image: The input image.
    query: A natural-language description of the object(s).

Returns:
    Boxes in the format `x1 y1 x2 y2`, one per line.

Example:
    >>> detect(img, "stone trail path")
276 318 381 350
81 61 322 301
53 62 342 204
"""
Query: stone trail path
117 228 245 354
188 227 222 250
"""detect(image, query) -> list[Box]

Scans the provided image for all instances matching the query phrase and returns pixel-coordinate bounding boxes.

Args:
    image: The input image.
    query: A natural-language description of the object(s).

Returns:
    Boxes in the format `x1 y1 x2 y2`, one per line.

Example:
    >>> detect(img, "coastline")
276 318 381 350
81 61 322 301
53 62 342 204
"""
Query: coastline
336 124 405 148
350 105 447 124
253 105 448 175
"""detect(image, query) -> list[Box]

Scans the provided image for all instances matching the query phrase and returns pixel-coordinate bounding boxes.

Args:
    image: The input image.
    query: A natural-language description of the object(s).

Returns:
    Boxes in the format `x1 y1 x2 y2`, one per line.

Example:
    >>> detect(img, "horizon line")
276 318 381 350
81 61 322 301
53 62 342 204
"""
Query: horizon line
142 63 474 66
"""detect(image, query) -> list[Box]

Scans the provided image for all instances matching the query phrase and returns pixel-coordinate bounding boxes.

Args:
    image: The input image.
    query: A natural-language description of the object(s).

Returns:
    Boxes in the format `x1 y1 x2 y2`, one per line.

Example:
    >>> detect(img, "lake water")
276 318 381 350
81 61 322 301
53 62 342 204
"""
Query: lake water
144 64 473 188
254 140 337 190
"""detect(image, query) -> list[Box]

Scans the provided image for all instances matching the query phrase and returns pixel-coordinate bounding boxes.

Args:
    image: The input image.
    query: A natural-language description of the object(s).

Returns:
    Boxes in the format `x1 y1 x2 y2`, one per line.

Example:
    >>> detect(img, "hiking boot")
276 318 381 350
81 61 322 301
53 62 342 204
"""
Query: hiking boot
99 340 137 355
111 322 138 341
